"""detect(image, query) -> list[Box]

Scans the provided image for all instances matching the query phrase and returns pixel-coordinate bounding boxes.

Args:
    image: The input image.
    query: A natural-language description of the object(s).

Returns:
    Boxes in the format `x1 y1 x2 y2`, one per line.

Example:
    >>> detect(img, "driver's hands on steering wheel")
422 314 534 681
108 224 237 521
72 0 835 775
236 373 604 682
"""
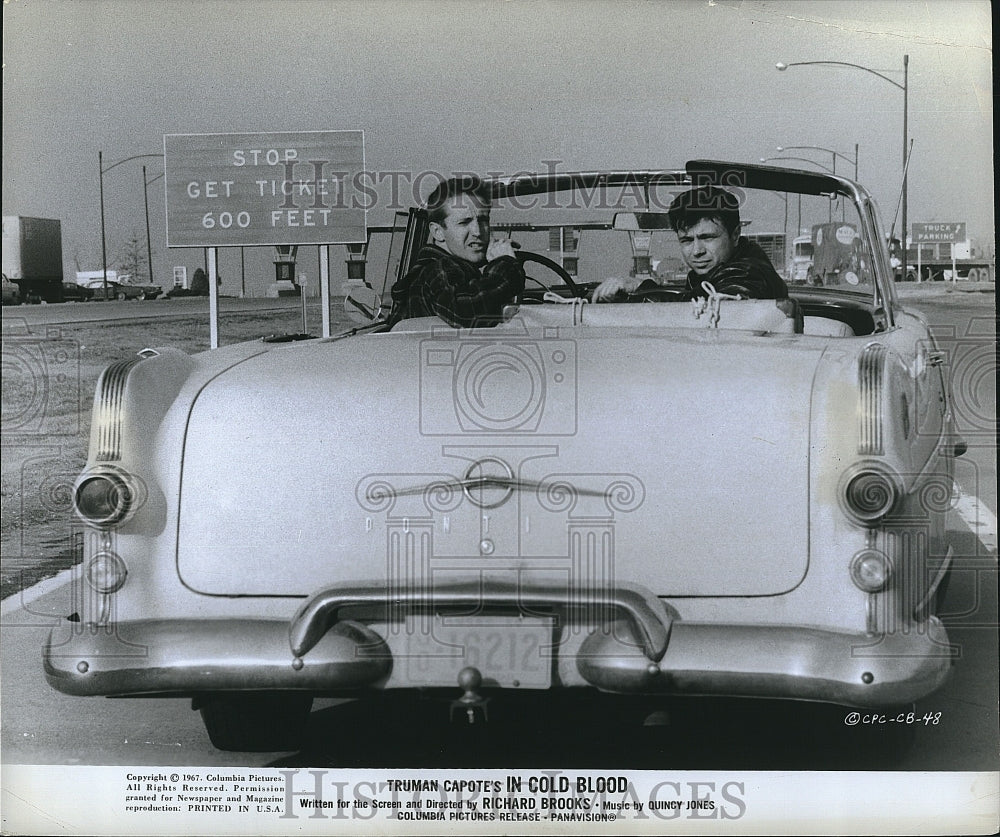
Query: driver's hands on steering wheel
590 275 644 302
487 239 520 262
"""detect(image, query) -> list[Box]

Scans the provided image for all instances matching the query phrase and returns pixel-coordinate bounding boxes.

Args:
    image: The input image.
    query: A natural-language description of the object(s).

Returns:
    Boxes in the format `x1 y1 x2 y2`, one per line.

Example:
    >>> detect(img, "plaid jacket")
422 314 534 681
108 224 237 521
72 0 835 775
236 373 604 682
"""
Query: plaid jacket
389 245 526 327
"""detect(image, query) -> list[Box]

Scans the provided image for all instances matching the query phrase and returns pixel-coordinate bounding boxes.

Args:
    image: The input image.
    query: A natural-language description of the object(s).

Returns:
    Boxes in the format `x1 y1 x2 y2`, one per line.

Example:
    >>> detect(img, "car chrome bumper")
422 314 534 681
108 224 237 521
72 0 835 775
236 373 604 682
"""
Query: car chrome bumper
43 618 391 697
45 580 952 707
578 617 954 706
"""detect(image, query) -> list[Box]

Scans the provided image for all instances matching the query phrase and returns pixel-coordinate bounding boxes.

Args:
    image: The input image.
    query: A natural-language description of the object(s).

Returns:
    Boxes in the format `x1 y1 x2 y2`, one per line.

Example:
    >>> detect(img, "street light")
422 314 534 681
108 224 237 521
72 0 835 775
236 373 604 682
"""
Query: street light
99 151 164 300
761 155 838 222
776 144 859 180
777 145 859 222
759 155 835 173
776 56 908 263
759 156 838 230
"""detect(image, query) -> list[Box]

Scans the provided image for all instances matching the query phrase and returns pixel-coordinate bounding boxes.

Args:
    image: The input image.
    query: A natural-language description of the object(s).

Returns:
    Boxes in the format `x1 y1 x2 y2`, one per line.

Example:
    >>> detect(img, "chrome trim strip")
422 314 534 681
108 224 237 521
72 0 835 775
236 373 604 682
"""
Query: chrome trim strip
95 357 142 461
290 580 674 663
858 342 886 455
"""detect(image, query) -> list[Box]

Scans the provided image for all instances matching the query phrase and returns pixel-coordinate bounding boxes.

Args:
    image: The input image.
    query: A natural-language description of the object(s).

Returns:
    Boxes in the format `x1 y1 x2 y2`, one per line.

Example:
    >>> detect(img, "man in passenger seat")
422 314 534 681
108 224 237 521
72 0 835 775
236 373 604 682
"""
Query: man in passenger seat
592 185 789 302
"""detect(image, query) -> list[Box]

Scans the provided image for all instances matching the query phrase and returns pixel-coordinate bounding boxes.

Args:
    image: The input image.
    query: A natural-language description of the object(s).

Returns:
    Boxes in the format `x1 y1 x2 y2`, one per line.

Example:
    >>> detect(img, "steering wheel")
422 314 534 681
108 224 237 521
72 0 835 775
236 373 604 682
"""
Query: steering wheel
515 251 586 299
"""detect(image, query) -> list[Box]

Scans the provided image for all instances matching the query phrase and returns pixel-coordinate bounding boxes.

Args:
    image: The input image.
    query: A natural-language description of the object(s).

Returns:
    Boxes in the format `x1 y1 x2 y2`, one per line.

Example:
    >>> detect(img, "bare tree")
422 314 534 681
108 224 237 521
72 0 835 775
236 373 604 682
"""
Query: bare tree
116 229 148 283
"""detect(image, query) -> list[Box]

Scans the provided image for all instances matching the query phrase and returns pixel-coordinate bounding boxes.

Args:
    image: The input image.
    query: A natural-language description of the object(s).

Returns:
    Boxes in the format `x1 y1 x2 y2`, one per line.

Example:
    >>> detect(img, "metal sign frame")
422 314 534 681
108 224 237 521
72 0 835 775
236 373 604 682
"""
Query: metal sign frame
163 130 366 248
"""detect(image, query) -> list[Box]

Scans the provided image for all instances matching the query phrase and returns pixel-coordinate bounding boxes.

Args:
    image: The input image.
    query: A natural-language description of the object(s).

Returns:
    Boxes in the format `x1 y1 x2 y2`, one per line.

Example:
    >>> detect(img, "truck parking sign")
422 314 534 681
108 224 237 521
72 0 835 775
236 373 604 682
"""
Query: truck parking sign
164 131 366 247
911 222 966 243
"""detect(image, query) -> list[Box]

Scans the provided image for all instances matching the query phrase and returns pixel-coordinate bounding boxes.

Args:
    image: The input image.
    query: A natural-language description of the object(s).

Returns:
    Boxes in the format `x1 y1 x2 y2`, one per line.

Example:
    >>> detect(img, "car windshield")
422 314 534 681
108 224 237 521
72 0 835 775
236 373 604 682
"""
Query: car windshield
483 176 878 297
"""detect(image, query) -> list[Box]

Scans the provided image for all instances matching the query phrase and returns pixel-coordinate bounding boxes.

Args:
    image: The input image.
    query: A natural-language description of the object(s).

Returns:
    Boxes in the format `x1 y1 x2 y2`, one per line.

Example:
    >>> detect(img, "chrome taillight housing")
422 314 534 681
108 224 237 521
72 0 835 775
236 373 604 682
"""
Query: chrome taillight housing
840 462 901 527
74 467 143 529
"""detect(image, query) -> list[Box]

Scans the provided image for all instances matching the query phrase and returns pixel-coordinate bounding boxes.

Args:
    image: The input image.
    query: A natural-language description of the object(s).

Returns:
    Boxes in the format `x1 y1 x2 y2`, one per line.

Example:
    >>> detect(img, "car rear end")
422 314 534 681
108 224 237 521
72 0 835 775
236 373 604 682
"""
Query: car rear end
44 317 953 750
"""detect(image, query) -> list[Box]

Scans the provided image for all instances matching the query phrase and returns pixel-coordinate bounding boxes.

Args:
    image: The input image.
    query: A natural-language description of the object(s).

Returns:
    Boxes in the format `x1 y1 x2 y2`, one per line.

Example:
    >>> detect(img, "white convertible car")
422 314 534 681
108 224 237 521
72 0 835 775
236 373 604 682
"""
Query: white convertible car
46 162 963 755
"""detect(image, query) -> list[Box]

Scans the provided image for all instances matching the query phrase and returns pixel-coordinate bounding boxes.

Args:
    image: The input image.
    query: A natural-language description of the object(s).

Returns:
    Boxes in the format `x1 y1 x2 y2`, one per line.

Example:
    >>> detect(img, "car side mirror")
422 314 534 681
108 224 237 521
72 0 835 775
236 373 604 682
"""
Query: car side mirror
343 284 383 324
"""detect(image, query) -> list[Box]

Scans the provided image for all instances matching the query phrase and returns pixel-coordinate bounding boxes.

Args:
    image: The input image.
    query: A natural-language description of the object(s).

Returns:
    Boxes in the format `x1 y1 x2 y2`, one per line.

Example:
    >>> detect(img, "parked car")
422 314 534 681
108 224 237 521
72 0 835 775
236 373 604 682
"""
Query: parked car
84 280 162 300
46 161 963 758
60 282 95 302
1 273 19 305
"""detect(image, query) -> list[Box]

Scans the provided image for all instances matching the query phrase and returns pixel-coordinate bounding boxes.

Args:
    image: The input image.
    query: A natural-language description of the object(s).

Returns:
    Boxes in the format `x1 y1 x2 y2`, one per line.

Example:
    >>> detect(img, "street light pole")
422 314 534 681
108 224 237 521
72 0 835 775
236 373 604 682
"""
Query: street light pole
98 152 109 300
142 166 153 285
142 168 164 288
776 56 908 270
902 54 908 268
99 151 164 300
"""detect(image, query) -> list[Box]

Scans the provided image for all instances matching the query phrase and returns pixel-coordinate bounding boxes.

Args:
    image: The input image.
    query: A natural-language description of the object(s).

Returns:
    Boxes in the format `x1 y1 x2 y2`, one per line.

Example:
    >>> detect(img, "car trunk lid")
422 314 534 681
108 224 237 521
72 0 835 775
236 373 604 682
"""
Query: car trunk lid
176 329 821 598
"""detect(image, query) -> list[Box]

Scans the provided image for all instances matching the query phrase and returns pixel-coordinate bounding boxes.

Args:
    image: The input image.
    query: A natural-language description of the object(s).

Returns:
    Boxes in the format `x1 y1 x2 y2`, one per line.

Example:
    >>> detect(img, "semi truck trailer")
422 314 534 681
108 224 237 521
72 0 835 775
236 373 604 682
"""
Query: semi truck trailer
2 216 64 303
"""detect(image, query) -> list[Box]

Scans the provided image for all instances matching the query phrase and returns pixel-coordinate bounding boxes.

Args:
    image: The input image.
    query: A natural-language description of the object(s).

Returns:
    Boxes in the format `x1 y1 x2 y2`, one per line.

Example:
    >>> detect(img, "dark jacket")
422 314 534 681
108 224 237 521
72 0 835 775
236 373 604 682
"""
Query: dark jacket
683 237 788 299
389 244 526 327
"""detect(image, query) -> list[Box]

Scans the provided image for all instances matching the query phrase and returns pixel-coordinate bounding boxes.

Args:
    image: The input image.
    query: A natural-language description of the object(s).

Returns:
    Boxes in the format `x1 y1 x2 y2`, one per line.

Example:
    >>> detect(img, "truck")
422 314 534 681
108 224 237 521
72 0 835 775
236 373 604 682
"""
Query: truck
804 222 861 286
2 216 64 303
786 234 814 284
900 238 994 282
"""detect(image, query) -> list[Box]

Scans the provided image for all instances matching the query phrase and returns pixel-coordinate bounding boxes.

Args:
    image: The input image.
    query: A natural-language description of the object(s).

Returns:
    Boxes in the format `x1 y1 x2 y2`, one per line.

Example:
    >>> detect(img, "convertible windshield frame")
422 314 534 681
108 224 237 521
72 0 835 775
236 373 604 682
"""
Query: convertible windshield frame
484 161 860 202
398 161 892 322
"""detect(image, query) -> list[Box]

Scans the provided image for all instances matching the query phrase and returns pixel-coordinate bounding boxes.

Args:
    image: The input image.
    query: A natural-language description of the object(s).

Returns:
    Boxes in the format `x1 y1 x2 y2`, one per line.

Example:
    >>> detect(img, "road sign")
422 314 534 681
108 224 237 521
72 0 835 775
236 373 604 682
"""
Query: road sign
164 131 366 247
911 222 966 243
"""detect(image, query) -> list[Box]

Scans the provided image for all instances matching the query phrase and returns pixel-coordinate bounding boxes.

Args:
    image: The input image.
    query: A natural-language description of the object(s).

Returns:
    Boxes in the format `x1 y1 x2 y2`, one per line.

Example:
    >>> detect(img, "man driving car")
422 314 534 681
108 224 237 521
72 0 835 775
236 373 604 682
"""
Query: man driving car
388 177 526 327
592 185 788 302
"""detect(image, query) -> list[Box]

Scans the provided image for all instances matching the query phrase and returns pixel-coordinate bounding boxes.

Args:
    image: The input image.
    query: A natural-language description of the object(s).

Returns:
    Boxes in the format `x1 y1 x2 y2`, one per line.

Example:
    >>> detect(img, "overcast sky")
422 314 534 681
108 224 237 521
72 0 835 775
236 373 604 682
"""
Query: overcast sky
2 0 992 289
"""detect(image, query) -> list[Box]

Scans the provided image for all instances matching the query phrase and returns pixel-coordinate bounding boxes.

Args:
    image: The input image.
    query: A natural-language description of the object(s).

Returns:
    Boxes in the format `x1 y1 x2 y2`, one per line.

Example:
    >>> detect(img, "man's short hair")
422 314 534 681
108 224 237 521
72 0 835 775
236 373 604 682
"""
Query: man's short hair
426 176 492 224
667 185 741 235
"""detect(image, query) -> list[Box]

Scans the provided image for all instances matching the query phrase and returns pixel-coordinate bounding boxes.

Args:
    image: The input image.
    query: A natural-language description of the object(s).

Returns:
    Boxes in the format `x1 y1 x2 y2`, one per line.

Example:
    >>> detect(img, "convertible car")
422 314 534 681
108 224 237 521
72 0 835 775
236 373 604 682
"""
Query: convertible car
45 162 963 756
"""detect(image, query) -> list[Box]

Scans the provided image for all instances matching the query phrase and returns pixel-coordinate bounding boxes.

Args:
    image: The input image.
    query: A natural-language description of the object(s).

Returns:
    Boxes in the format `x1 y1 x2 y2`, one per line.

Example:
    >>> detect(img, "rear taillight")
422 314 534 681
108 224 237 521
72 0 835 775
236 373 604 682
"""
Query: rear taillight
74 467 141 528
849 548 892 592
841 462 901 527
85 551 127 593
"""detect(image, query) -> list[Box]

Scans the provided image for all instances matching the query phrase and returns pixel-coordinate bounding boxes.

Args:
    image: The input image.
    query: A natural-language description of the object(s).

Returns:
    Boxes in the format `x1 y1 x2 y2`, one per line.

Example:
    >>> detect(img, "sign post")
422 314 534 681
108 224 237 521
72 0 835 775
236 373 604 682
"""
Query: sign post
207 247 219 348
319 246 331 337
164 130 366 342
299 272 308 334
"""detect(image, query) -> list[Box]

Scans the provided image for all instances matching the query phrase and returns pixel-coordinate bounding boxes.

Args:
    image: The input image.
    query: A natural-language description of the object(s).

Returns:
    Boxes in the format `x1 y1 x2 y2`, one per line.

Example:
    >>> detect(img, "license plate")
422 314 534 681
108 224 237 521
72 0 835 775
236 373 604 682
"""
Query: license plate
403 614 552 688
